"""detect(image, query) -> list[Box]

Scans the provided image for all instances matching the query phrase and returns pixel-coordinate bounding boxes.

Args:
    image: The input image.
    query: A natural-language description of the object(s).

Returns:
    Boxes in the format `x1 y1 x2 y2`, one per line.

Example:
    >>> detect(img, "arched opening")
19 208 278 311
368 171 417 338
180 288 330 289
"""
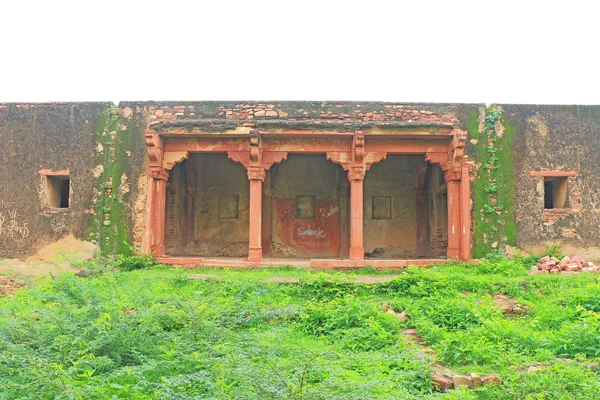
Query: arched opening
268 154 346 258
363 155 447 259
164 153 250 257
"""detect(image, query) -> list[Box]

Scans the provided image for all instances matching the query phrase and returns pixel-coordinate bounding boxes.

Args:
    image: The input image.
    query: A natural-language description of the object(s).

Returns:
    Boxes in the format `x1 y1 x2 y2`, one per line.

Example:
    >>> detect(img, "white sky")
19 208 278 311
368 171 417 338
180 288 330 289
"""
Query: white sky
1 1 599 105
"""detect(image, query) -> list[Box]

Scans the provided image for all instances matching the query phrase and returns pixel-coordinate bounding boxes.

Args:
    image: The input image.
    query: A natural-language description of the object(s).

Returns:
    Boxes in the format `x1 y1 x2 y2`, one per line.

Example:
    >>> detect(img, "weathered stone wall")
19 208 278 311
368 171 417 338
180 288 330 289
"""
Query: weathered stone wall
0 101 481 259
500 105 600 258
121 101 478 136
0 103 110 257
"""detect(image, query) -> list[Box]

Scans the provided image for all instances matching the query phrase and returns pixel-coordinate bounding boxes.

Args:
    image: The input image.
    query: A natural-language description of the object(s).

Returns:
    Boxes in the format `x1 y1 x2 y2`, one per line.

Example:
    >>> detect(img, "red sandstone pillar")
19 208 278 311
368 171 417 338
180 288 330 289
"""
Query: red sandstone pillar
459 163 471 261
261 170 272 256
248 166 264 263
339 177 350 258
150 167 169 257
143 175 154 255
348 167 365 260
446 178 461 260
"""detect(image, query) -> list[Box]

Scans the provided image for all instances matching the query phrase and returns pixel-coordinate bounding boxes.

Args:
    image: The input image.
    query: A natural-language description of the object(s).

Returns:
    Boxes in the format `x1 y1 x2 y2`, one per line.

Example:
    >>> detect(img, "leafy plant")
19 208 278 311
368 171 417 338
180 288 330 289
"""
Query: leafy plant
545 243 564 259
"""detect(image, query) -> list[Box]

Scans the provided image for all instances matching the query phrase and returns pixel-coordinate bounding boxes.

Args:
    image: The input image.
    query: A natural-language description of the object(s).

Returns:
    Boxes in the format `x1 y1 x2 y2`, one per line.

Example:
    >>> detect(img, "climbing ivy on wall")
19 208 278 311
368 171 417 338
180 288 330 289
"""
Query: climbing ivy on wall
88 105 134 255
469 106 517 258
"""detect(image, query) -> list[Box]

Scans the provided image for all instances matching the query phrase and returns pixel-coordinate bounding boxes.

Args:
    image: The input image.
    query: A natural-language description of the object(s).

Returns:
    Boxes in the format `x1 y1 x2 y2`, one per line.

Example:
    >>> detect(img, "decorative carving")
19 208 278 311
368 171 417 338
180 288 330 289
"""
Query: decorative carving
348 166 366 181
365 152 387 168
149 167 169 181
326 151 351 170
227 151 251 169
425 152 449 171
353 131 365 165
163 151 189 170
425 129 467 182
247 166 265 181
327 132 386 182
249 129 261 167
448 128 467 180
262 151 288 170
228 131 287 181
145 130 163 168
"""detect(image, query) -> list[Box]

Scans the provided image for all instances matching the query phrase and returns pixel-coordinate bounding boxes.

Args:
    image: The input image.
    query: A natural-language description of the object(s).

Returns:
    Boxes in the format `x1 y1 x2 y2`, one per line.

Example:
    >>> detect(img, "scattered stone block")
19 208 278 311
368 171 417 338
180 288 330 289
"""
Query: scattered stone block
470 373 481 387
452 375 473 388
431 375 453 390
482 375 501 385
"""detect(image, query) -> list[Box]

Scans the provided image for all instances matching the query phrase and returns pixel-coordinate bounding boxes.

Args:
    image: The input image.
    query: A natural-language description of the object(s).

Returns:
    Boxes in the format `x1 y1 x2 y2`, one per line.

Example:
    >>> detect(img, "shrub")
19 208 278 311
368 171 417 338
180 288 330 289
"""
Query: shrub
114 251 159 271
297 297 401 351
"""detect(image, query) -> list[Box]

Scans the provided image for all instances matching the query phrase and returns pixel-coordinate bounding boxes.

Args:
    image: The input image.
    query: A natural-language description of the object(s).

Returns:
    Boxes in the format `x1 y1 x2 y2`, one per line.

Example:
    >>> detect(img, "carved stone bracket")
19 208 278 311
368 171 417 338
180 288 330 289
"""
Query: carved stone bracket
425 128 467 182
227 151 251 169
262 151 288 170
163 151 189 170
249 129 261 168
425 152 449 171
326 131 387 181
227 130 288 181
145 130 164 168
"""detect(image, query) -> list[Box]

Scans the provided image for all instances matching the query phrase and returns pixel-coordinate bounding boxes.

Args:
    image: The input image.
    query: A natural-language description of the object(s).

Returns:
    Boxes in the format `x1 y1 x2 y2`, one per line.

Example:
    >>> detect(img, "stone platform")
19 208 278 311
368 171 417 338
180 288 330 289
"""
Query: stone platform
157 257 447 270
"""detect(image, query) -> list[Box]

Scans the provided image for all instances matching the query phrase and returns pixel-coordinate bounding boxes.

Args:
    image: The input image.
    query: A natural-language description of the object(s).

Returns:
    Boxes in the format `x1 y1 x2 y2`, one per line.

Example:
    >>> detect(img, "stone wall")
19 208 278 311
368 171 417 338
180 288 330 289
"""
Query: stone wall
0 103 110 258
501 105 600 258
0 101 482 260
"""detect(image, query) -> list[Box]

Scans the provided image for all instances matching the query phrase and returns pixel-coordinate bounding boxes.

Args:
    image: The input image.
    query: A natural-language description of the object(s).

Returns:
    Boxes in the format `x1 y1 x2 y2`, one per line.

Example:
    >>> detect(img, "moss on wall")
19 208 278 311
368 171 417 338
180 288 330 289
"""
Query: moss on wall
88 106 134 255
470 106 517 258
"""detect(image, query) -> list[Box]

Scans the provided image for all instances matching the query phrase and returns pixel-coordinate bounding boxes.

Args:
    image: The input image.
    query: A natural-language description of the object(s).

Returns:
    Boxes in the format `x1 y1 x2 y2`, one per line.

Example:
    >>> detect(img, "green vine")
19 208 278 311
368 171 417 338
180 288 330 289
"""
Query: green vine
470 106 517 258
88 105 134 256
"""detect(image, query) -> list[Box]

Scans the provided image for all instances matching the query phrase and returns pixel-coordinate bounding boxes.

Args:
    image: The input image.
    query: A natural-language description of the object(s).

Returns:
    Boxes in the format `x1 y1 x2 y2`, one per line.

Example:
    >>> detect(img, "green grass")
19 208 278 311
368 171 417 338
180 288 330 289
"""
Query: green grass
1 256 600 399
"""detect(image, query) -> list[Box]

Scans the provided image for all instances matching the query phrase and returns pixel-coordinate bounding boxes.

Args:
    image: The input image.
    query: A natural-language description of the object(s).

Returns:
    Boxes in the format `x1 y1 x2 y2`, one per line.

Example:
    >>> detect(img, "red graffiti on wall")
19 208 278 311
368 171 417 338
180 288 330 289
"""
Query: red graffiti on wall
275 198 340 258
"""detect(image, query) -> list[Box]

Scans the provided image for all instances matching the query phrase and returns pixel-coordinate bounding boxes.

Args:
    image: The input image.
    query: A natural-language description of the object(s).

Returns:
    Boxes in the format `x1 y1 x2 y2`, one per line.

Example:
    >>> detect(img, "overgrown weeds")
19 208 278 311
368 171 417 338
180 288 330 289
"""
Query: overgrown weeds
1 253 600 398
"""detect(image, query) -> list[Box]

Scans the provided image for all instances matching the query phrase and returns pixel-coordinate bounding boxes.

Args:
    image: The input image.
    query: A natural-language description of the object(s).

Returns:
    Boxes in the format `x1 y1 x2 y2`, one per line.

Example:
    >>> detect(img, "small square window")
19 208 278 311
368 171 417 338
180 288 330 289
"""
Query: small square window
46 175 70 208
372 196 392 220
295 196 315 219
544 177 568 209
219 195 239 219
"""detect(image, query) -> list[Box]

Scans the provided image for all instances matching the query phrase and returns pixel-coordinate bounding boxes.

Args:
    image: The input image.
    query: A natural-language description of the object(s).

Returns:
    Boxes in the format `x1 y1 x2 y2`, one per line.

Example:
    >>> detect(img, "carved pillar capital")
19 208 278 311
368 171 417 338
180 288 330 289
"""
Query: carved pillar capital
228 131 286 181
327 132 386 182
248 166 265 181
444 170 462 182
348 166 366 181
149 167 169 181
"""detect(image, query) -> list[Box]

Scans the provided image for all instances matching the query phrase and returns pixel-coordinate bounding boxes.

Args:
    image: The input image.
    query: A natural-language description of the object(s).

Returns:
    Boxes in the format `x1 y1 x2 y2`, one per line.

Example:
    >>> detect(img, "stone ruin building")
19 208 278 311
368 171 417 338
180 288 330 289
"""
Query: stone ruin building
1 102 598 267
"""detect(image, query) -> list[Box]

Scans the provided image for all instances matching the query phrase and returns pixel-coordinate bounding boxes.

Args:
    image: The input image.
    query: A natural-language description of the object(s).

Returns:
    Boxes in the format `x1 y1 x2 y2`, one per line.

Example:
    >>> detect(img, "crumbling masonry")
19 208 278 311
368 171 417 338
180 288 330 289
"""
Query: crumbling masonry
2 102 600 267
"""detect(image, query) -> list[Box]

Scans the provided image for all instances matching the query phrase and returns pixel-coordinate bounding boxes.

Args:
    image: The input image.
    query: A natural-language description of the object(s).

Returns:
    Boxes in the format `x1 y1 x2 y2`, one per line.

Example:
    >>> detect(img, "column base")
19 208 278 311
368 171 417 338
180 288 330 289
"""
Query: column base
151 245 166 257
447 246 460 260
248 246 263 263
349 246 364 260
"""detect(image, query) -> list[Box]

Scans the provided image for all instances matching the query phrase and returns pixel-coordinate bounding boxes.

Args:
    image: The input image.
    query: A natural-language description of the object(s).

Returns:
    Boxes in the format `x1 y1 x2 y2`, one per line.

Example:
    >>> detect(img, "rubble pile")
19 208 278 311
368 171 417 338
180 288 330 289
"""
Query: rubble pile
0 276 22 296
493 294 532 315
530 255 598 275
431 373 501 390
